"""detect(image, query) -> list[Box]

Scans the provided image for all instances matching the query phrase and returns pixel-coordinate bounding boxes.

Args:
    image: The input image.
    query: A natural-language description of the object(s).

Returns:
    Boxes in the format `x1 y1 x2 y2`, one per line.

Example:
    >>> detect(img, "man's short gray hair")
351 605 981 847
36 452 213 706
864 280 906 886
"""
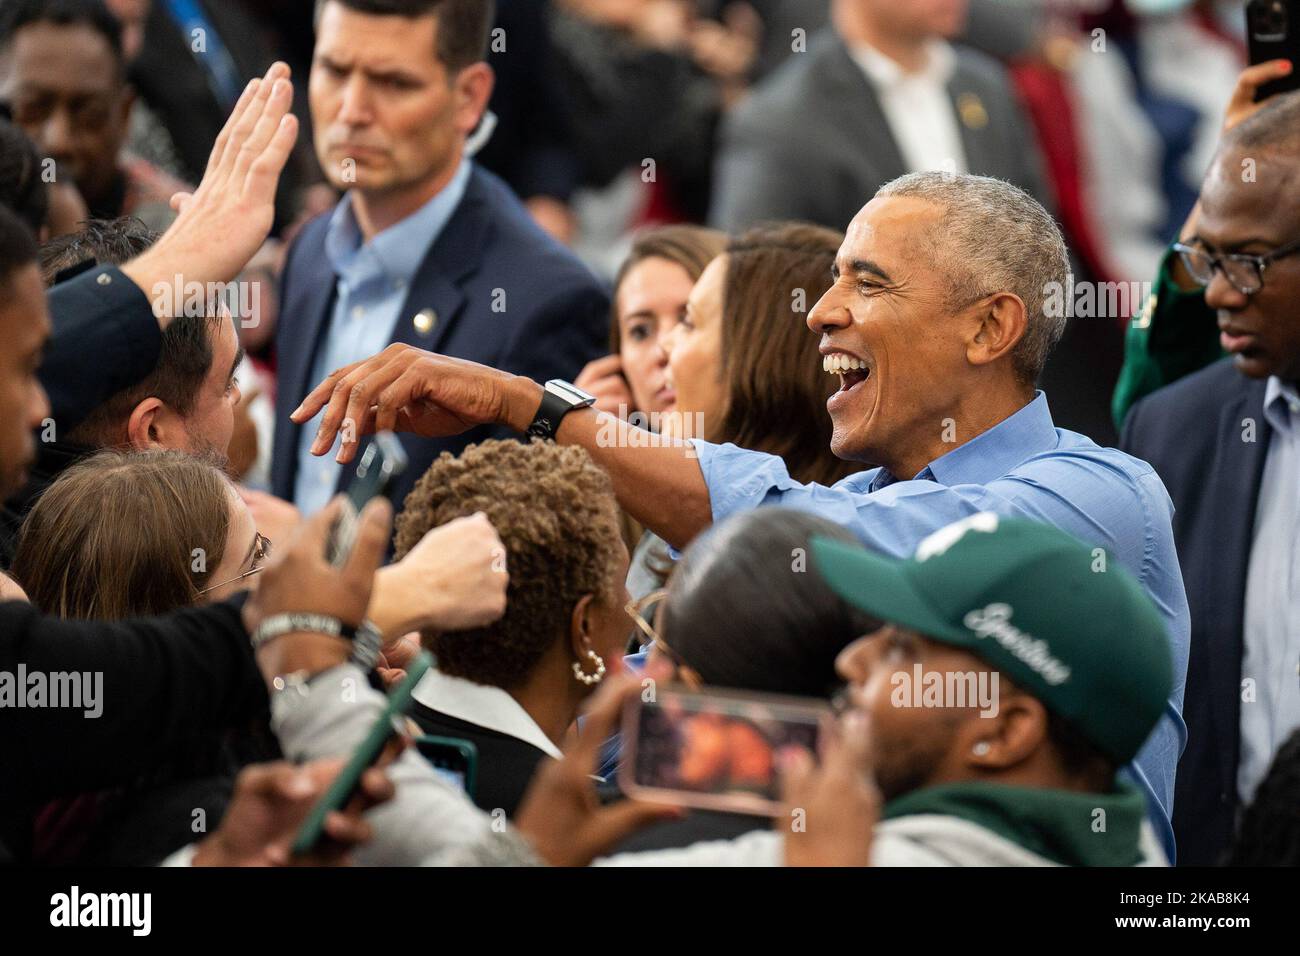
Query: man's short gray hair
875 172 1070 386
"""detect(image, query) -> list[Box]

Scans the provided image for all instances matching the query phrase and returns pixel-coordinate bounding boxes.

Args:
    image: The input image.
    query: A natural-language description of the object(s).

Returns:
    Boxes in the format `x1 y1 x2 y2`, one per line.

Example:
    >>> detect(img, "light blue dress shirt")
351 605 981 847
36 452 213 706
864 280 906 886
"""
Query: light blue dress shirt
294 160 472 515
1237 376 1300 807
689 391 1191 860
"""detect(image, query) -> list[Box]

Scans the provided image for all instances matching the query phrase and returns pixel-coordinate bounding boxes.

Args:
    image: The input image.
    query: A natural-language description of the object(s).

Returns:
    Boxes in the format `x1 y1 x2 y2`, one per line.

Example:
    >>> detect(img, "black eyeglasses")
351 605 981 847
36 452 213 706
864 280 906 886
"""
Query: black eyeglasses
1172 237 1300 296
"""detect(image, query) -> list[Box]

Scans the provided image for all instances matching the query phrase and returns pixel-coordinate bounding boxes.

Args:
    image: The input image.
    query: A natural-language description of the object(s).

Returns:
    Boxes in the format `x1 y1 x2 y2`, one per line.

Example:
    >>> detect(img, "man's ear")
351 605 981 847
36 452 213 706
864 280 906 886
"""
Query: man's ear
966 292 1028 370
959 687 1048 772
568 592 595 663
454 61 495 138
126 397 181 450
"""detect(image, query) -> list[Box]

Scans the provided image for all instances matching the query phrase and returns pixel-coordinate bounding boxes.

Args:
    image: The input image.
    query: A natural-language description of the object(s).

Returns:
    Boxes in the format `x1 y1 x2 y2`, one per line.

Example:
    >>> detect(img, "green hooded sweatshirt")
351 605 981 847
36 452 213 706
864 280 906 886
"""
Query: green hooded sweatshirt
882 779 1150 867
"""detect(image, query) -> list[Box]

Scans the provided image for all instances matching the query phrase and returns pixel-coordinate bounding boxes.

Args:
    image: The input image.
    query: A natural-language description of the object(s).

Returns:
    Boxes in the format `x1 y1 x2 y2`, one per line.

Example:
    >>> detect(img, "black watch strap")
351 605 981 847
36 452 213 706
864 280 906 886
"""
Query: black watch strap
526 380 596 440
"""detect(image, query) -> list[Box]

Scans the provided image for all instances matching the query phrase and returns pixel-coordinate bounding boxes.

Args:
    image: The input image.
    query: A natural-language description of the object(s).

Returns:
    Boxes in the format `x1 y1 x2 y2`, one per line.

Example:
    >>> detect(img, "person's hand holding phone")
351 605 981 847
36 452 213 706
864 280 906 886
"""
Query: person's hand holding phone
369 511 509 637
514 675 682 866
1225 59 1294 132
779 709 880 867
191 757 395 866
242 494 393 684
574 354 636 417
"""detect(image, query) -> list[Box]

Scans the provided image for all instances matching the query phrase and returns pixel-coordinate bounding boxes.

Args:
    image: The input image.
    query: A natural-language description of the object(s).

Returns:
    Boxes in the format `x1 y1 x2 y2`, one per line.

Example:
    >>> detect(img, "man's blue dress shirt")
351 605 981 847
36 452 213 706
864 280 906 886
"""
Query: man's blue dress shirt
294 160 472 515
688 390 1190 860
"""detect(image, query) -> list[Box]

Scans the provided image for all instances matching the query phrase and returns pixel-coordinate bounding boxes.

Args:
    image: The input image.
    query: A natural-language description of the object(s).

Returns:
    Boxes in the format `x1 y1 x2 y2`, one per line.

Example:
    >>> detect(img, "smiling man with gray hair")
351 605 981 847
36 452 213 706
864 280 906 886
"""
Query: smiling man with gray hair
293 170 1192 861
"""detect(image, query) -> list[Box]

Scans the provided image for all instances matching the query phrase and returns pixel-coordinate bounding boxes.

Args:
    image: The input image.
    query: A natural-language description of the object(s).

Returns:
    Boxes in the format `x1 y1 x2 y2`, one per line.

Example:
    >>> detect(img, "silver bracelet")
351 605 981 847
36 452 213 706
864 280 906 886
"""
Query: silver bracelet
250 612 347 651
251 613 384 674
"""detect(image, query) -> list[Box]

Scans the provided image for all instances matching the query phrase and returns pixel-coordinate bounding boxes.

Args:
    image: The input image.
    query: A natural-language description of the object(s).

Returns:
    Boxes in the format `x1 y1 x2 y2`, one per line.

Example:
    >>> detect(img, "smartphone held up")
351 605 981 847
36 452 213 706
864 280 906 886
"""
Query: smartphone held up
619 685 828 817
1248 0 1300 99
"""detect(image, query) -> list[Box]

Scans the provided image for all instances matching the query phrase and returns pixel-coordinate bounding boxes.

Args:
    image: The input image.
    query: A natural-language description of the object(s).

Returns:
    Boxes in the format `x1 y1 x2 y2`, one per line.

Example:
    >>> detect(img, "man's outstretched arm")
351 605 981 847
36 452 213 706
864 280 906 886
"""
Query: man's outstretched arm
291 345 713 549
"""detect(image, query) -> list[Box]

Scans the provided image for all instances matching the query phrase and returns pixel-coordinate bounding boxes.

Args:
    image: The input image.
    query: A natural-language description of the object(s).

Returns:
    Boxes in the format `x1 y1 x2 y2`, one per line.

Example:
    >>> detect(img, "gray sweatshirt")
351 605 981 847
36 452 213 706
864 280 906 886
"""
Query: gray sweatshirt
268 665 1169 868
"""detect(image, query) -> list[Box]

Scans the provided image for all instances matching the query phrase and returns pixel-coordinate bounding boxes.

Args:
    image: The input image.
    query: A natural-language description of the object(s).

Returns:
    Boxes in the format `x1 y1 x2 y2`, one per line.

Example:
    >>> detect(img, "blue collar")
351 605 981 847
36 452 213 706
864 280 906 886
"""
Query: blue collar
1263 376 1300 436
325 159 472 286
874 391 1059 489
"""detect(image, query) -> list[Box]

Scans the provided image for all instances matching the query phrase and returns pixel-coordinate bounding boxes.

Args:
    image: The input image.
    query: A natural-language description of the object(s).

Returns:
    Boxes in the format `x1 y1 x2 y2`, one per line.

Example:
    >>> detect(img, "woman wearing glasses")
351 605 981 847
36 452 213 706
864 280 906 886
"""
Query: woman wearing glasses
12 448 269 617
9 448 272 865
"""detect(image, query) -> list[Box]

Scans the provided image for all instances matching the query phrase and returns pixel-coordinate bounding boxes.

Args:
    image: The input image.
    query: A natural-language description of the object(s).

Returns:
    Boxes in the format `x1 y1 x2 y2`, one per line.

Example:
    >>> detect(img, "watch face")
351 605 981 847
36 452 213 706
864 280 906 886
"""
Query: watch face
547 380 596 406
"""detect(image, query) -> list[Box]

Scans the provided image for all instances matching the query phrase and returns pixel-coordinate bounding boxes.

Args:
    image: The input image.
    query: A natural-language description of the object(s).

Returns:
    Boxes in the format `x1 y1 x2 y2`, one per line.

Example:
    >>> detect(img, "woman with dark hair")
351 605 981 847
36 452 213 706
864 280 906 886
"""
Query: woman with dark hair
573 225 727 560
575 224 728 425
662 222 859 486
625 222 865 598
631 508 879 698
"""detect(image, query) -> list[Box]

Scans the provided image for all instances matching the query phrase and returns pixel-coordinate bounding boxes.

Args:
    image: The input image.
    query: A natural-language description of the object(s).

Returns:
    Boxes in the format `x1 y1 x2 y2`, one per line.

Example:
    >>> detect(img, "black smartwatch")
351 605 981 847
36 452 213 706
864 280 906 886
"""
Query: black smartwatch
526 379 596 440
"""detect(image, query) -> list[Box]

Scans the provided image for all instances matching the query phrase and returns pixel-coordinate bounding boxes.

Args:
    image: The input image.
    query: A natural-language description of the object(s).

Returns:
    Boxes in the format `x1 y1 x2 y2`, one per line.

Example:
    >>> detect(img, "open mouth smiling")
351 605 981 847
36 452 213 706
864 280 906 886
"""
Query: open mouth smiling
822 351 871 393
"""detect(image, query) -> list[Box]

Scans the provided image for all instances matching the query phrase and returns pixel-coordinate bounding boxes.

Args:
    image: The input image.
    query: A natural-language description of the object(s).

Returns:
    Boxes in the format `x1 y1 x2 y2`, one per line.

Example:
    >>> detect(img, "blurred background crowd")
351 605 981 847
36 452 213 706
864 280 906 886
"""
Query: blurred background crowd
0 0 1267 451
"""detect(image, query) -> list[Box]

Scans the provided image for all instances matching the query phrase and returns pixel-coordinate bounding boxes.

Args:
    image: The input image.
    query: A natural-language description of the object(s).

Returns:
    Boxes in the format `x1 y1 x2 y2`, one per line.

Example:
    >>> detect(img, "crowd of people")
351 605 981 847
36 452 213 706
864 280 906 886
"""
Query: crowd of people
0 0 1297 872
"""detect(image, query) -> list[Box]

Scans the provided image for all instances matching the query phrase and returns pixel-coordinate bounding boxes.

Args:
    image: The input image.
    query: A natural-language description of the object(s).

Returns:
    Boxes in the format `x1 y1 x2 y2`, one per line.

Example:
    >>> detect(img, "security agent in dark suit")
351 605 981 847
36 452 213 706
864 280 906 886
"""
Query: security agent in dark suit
1119 94 1300 865
709 0 1048 232
271 0 607 516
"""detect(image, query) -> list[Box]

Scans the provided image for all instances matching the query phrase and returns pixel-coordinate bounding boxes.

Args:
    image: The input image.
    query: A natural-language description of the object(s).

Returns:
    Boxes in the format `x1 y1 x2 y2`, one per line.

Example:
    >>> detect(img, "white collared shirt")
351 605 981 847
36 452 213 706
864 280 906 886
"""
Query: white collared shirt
1238 376 1300 805
412 668 563 760
848 40 967 177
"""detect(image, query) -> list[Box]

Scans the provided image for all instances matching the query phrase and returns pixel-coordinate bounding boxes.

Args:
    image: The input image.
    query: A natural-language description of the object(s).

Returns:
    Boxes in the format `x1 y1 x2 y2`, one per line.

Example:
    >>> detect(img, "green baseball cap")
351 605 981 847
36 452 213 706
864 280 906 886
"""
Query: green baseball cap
810 513 1173 765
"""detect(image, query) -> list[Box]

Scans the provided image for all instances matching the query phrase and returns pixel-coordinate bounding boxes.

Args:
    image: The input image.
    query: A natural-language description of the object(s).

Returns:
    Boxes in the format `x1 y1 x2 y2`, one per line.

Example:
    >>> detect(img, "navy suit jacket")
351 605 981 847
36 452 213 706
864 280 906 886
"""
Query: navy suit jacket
271 165 610 511
1120 358 1271 865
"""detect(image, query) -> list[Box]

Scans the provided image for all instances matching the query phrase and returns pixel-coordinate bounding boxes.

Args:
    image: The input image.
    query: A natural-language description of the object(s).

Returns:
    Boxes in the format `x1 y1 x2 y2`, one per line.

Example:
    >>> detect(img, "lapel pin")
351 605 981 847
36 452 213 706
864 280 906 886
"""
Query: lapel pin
957 92 988 131
412 308 437 336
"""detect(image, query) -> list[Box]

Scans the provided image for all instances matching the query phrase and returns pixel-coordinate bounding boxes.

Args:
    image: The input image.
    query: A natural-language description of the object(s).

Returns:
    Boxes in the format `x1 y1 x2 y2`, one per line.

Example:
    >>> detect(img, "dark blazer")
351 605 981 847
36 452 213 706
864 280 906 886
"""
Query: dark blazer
709 29 1048 232
1120 358 1271 865
410 701 551 820
271 165 609 509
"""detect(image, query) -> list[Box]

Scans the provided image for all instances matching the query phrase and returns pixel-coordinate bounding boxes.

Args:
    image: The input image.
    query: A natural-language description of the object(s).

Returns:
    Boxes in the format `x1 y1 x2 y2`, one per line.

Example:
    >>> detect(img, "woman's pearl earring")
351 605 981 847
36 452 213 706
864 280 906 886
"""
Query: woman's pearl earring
972 741 992 757
572 650 606 686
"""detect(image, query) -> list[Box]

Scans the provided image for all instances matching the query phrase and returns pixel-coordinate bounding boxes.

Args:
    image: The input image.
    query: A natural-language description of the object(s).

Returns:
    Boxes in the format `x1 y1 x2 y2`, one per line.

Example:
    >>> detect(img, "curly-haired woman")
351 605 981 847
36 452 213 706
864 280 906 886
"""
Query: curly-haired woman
393 438 632 819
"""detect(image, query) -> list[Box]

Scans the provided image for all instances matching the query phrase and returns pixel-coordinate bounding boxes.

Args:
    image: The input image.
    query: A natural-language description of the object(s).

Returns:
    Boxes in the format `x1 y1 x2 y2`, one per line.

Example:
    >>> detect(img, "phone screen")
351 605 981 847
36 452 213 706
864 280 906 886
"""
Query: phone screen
619 686 827 816
1247 1 1300 100
415 736 479 798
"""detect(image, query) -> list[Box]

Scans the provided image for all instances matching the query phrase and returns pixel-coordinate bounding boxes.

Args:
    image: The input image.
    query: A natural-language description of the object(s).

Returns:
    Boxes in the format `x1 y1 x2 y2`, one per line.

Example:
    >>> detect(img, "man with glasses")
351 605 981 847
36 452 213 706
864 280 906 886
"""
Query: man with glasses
1117 62 1300 864
0 0 188 231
